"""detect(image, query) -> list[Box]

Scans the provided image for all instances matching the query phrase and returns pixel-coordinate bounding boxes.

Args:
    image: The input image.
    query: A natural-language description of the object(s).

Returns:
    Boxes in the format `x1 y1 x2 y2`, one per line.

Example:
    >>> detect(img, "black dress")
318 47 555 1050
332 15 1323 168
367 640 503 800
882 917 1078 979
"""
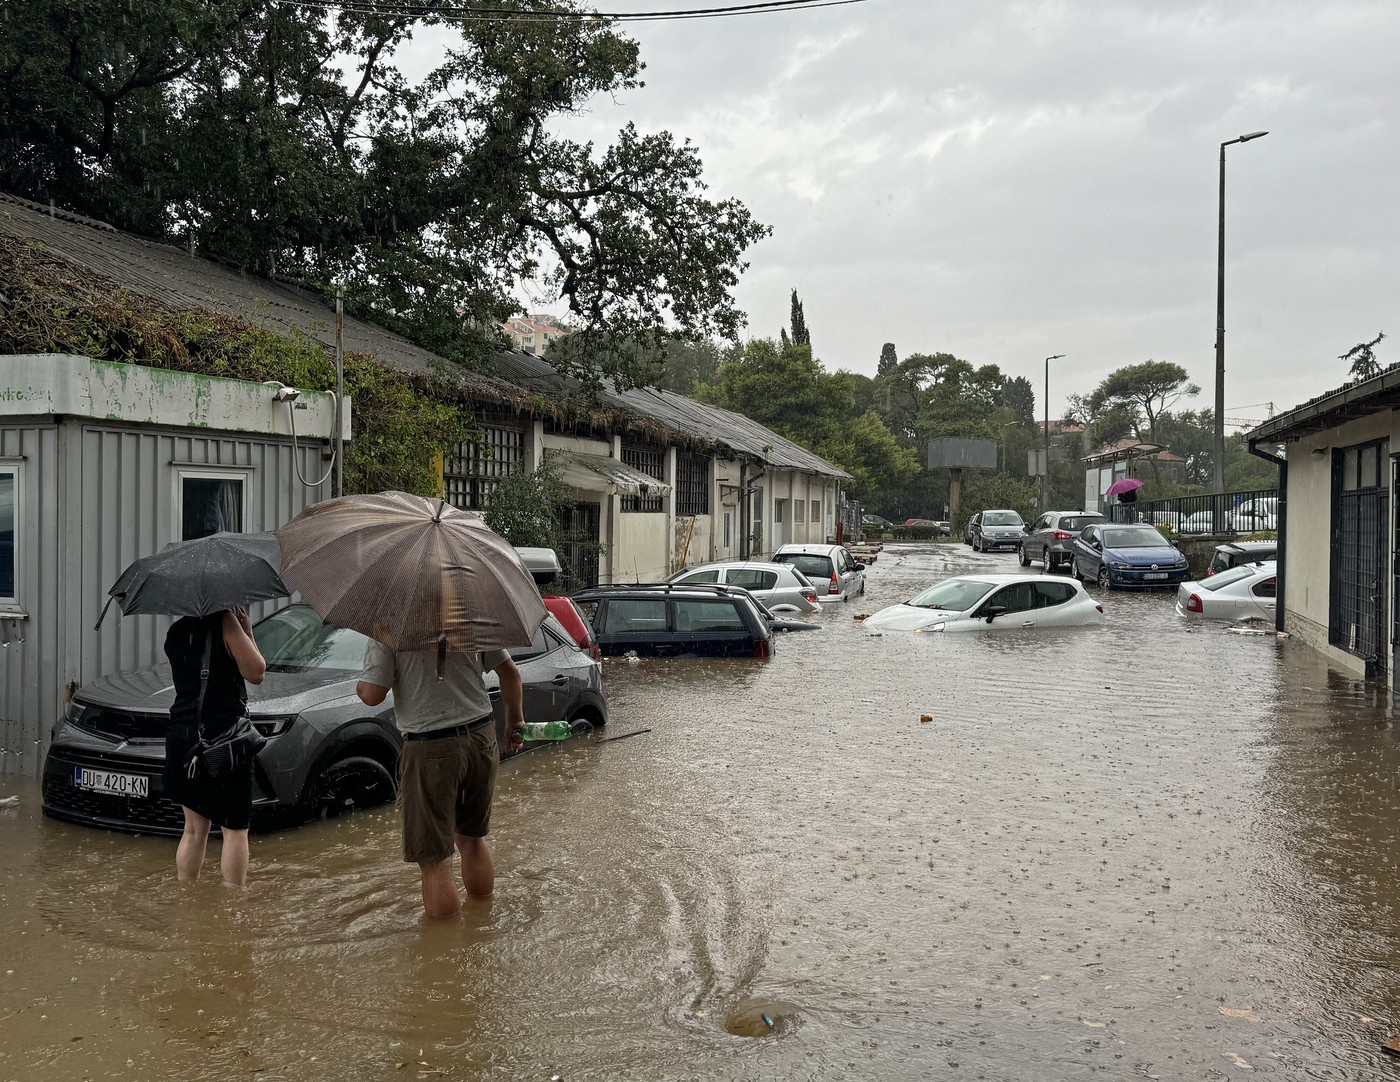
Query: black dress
163 615 253 830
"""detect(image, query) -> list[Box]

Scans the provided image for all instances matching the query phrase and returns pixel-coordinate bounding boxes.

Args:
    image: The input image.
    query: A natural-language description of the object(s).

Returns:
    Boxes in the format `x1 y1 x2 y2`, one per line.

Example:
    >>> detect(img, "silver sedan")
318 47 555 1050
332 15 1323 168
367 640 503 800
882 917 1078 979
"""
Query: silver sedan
665 560 821 613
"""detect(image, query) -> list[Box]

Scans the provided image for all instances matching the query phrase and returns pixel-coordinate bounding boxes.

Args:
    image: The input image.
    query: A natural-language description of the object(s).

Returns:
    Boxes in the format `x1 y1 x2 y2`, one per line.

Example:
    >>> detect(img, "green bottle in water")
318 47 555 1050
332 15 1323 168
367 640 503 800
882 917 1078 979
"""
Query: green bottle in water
520 720 572 741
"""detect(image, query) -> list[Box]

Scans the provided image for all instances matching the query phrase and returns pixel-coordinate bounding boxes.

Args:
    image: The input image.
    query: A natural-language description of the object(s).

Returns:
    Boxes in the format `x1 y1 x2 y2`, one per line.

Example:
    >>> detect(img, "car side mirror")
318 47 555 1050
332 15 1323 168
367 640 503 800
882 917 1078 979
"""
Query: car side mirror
1170 540 1180 548
982 604 1008 624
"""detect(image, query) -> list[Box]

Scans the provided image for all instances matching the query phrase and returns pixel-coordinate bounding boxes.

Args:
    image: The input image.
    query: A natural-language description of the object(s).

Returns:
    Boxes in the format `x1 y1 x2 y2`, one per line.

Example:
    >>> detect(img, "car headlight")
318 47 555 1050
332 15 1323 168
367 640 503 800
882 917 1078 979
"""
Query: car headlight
915 623 947 633
64 699 87 723
1110 562 1133 570
250 715 297 737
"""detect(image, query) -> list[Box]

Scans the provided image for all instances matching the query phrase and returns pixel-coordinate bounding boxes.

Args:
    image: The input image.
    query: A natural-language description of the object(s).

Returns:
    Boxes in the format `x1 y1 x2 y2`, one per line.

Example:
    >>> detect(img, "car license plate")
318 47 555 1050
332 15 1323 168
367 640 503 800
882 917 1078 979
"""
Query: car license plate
73 767 149 798
1144 572 1168 581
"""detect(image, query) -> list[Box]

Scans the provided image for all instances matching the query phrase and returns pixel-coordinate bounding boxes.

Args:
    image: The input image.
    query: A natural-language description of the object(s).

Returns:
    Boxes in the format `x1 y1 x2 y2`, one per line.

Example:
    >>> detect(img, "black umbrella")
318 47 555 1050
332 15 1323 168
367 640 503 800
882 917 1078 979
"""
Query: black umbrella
95 532 290 628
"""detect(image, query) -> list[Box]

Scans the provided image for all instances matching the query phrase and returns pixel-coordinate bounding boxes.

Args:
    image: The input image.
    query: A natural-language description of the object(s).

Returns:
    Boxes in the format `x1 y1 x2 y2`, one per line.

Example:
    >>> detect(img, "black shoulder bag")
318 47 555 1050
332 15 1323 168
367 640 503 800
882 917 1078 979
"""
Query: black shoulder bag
184 627 267 780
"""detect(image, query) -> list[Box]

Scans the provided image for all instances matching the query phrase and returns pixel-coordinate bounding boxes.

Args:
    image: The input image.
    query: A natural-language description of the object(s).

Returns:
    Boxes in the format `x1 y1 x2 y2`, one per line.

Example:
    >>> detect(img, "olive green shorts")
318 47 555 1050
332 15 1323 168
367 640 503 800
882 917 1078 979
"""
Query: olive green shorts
398 724 498 865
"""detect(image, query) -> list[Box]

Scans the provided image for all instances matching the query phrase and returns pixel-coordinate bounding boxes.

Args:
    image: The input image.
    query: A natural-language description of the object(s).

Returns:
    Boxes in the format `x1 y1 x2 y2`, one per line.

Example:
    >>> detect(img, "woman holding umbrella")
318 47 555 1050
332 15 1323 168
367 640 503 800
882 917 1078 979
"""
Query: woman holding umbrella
164 609 266 886
100 532 286 886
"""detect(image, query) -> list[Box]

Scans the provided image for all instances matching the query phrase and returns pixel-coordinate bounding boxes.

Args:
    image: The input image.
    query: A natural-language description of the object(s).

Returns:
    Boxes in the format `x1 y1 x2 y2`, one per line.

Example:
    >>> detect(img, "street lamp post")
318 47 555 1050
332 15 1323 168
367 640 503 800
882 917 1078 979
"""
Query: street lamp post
999 420 1019 472
1214 130 1268 503
1043 354 1064 512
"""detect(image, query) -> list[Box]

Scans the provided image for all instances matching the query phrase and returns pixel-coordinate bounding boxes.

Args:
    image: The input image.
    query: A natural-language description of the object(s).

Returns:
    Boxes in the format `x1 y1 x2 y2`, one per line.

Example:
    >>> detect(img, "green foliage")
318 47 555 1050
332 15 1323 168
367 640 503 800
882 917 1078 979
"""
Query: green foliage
819 410 920 509
1340 332 1386 381
0 0 768 387
1002 376 1037 426
696 337 851 446
0 240 468 495
789 289 810 347
1082 360 1200 443
958 474 1039 524
482 462 569 551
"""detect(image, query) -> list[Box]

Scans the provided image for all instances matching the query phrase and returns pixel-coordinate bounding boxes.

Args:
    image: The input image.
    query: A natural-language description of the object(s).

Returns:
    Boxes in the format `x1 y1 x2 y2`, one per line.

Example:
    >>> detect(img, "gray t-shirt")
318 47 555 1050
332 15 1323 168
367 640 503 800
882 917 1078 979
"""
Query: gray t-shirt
360 642 511 735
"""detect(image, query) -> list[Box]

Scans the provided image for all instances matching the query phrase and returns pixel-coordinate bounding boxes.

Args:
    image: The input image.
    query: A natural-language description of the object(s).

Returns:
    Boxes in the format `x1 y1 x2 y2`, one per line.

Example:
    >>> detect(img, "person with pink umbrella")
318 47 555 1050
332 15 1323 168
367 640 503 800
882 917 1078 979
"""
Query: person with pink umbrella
1105 477 1145 523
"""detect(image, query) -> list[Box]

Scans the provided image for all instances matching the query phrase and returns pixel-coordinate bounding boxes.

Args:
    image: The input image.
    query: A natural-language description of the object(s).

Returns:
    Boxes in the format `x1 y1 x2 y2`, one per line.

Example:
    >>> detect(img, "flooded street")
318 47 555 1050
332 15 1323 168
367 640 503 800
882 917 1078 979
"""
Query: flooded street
5 541 1400 1080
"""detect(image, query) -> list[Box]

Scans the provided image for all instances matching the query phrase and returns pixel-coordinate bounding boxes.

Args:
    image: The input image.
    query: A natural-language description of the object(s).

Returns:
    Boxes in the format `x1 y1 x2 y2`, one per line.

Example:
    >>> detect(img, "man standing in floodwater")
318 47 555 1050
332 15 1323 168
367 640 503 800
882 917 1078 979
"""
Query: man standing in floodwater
356 646 525 919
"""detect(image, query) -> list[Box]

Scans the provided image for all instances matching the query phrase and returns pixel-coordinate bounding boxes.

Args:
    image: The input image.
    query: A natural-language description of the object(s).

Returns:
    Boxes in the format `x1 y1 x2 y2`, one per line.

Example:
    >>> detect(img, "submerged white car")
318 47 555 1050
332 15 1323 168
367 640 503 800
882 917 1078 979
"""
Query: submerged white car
863 574 1104 633
1176 561 1276 621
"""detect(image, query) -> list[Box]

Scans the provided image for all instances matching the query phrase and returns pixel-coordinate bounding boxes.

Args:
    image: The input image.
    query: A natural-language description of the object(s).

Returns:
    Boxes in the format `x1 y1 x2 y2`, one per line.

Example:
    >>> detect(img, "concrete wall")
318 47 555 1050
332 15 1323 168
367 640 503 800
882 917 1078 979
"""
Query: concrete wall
1287 415 1395 683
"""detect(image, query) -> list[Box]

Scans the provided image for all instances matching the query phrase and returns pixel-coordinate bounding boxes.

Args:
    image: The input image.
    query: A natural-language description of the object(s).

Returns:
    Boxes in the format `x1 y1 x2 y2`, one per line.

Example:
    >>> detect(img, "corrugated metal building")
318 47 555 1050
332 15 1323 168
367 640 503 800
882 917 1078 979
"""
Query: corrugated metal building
0 354 343 777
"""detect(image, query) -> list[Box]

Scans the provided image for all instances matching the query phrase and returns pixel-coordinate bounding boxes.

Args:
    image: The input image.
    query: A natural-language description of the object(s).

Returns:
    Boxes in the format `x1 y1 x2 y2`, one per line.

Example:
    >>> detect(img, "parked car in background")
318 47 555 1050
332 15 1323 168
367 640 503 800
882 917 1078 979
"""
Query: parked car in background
1070 523 1190 589
1206 540 1277 577
1019 510 1106 572
666 560 820 613
772 543 865 602
862 514 895 529
42 605 606 836
968 509 1026 552
515 546 600 660
1176 561 1277 621
1138 510 1186 531
904 517 939 526
863 574 1104 633
572 583 776 658
1231 497 1278 532
934 521 952 536
962 516 977 545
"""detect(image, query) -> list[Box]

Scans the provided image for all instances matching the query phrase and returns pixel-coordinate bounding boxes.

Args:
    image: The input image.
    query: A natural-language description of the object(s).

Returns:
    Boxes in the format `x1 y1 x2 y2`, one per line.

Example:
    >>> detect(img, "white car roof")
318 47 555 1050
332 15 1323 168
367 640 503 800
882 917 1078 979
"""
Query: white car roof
774 544 844 555
936 573 1082 586
679 560 796 572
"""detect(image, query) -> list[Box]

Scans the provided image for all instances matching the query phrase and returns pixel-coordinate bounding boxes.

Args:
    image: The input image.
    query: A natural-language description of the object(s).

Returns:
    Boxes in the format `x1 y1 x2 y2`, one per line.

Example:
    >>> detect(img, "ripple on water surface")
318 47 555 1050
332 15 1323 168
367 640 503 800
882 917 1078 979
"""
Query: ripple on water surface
4 544 1400 1079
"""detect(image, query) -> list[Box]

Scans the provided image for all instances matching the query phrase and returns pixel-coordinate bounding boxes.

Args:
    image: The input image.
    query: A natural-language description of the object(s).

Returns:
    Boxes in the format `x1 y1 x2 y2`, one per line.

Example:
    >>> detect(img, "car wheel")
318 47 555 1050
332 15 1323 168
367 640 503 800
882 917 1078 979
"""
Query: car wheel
1018 544 1031 567
1046 551 1058 572
1096 565 1110 589
308 754 397 820
1071 558 1083 582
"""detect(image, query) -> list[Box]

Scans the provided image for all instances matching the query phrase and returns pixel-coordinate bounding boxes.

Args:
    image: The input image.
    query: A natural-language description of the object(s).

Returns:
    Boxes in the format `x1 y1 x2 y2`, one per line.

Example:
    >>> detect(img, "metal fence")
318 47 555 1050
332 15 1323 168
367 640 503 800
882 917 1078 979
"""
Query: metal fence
1123 488 1278 534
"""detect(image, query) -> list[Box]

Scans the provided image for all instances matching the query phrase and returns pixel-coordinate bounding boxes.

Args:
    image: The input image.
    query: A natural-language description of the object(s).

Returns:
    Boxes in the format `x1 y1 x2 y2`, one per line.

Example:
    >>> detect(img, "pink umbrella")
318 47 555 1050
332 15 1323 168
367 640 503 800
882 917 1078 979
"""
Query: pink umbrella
1105 477 1144 497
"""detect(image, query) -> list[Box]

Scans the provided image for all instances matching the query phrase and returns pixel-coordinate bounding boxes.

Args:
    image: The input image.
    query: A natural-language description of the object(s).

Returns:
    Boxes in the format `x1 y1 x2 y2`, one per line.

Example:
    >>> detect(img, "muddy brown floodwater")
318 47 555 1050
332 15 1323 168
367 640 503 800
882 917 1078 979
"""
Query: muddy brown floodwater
5 542 1400 1080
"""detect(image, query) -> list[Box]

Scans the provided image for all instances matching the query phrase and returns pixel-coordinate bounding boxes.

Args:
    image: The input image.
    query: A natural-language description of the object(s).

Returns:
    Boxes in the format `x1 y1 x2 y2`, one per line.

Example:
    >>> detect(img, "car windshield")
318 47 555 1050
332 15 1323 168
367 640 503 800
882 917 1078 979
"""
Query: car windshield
253 605 368 672
983 512 1022 526
1197 565 1262 592
1102 526 1170 549
905 578 995 611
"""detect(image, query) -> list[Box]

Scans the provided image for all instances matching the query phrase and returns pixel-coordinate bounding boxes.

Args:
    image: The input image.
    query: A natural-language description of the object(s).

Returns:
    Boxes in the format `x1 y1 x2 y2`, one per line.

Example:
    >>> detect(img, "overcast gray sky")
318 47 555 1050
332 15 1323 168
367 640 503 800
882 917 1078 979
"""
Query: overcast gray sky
409 0 1399 425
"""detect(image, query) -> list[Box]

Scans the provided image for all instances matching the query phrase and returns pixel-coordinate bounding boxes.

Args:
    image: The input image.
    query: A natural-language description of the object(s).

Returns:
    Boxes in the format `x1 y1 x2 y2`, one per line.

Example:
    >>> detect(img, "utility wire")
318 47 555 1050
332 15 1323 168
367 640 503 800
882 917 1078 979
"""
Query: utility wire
272 0 867 22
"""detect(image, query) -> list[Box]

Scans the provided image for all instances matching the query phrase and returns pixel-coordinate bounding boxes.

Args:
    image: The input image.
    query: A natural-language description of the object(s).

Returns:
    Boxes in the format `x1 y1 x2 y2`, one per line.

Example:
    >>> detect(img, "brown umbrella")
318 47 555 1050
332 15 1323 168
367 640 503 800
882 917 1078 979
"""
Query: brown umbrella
275 491 547 657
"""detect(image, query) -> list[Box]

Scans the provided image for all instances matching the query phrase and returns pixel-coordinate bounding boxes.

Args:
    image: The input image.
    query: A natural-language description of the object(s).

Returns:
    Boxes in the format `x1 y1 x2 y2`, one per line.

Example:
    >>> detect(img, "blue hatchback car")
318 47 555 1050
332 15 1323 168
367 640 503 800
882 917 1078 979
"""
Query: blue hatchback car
1070 522 1190 589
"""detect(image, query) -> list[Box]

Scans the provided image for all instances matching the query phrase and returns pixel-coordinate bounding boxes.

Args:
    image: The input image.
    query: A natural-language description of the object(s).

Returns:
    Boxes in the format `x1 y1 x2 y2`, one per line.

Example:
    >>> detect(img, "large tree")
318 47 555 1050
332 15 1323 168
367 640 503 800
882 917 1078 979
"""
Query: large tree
0 0 768 386
1082 360 1199 444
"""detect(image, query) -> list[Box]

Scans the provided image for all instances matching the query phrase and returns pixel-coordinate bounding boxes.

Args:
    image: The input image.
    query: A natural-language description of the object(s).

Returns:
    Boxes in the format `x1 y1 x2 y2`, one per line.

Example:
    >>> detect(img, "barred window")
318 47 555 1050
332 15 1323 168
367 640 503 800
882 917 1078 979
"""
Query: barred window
794 499 806 523
444 426 524 511
676 451 710 517
621 443 665 513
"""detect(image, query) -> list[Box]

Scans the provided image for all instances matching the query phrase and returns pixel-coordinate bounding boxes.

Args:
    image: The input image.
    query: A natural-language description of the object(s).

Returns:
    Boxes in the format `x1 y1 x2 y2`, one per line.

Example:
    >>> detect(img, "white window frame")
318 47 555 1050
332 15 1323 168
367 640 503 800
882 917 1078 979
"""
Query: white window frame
0 461 21 611
794 499 806 523
174 467 250 541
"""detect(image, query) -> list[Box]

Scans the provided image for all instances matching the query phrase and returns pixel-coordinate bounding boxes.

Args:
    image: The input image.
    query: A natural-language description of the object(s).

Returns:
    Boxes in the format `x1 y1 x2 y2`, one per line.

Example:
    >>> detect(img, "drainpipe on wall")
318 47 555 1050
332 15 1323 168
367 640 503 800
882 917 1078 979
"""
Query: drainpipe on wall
1247 440 1287 633
738 460 749 559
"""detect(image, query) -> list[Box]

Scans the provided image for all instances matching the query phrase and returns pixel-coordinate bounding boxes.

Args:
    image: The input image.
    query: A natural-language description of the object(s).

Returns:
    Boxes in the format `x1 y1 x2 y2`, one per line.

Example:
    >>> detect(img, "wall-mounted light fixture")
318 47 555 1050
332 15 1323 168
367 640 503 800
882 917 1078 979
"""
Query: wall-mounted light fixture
1310 447 1327 458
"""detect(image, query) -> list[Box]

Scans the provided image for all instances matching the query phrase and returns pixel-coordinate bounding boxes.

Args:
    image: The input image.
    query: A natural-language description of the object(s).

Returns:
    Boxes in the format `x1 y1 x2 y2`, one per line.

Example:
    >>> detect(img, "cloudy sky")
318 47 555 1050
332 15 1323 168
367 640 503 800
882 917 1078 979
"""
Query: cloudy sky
413 0 1399 424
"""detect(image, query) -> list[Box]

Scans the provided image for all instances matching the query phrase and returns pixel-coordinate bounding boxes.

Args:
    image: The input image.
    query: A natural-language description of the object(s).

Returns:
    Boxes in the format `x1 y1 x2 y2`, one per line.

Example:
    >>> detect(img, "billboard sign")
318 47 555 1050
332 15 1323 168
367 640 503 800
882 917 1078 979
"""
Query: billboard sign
926 437 997 470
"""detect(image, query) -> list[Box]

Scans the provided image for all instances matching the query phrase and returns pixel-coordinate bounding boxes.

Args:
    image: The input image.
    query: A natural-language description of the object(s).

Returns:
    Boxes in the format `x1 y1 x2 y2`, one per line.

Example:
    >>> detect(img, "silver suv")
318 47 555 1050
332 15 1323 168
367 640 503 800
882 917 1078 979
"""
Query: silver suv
1019 511 1106 572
